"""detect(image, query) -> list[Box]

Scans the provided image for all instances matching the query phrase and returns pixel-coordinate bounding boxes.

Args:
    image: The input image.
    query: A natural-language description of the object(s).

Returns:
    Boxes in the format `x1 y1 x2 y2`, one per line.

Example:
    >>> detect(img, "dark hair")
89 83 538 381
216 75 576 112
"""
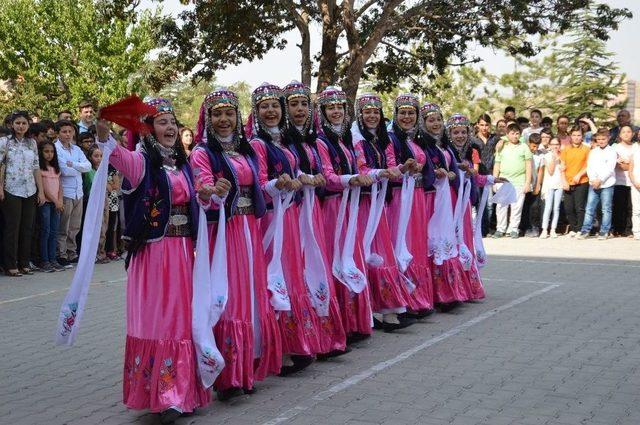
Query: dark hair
541 128 553 137
569 125 584 135
356 108 391 169
530 109 542 117
57 110 73 119
179 127 196 152
28 122 47 138
86 144 102 166
141 115 188 170
319 104 354 175
557 114 570 123
54 119 77 133
8 111 30 138
595 127 611 138
477 113 492 125
0 127 9 137
541 116 553 125
78 100 94 110
528 133 542 144
41 119 55 131
284 124 318 175
617 124 634 141
38 140 60 174
78 132 94 144
391 105 420 164
506 123 521 134
505 106 516 114
516 117 529 125
496 119 507 126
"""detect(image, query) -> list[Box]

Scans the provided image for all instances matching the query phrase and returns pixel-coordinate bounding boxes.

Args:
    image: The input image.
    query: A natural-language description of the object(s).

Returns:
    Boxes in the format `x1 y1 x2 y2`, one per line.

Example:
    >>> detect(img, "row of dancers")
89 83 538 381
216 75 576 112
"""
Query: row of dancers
57 81 502 423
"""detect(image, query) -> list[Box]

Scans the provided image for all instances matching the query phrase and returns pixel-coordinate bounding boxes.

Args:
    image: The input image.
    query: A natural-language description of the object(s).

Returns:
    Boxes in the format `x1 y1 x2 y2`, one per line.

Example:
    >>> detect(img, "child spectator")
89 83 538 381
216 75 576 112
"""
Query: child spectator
522 109 543 142
38 141 65 272
83 144 110 264
556 115 571 148
628 142 640 240
540 138 564 238
541 116 553 131
578 129 617 240
560 126 590 236
105 166 122 260
29 123 49 145
55 120 91 266
78 132 94 156
612 125 634 237
516 117 530 132
539 128 553 154
520 133 544 237
493 123 533 238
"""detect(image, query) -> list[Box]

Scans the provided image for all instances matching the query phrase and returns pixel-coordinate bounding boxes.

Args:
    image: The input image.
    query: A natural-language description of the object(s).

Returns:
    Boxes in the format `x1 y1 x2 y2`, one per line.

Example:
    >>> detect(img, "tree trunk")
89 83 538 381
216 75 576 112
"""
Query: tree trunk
316 0 340 93
285 2 312 86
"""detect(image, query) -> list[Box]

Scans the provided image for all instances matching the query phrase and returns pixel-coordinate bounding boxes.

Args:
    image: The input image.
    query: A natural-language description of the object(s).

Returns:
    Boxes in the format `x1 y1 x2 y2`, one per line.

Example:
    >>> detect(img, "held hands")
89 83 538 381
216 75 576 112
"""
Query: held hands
298 174 315 187
349 174 374 187
434 168 447 179
313 173 326 187
37 191 46 206
55 200 64 212
197 183 216 203
400 158 417 174
385 167 402 179
275 174 292 190
458 162 469 172
214 178 231 197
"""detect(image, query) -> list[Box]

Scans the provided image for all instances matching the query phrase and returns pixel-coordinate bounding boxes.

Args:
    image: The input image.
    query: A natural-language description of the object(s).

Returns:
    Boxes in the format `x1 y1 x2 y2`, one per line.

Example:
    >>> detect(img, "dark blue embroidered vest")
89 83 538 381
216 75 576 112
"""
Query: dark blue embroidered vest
317 134 357 198
196 144 266 221
122 152 199 242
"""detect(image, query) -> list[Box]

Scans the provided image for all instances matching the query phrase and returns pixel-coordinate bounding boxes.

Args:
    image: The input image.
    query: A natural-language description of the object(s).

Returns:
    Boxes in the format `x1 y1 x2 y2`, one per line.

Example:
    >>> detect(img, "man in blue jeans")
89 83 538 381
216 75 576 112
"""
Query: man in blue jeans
578 129 617 240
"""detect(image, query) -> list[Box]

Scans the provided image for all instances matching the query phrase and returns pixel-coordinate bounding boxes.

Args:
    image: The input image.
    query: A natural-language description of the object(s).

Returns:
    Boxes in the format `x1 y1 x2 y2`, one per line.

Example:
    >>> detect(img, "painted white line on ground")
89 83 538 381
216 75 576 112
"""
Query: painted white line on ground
262 283 561 425
493 258 640 268
484 278 565 285
0 278 126 305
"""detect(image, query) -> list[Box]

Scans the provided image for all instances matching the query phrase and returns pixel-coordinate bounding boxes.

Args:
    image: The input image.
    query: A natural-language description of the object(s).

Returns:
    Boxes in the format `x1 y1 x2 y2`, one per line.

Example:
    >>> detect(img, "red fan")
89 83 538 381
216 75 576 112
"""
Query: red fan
98 95 157 135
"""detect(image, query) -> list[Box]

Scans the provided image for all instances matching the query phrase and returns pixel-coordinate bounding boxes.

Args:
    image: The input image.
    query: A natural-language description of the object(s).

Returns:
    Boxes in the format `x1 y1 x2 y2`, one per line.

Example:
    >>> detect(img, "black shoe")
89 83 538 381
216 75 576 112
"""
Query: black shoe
278 355 314 376
382 315 417 333
346 332 370 344
316 346 352 361
216 387 243 401
436 302 459 313
159 408 181 424
243 387 257 395
372 316 383 330
401 309 434 320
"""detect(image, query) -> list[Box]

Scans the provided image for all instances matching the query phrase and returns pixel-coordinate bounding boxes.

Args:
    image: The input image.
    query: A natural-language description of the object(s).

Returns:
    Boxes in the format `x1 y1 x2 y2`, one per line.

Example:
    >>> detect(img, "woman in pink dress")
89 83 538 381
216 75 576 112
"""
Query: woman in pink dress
247 83 322 374
351 93 416 332
386 94 435 317
315 86 375 343
446 114 500 301
96 99 224 423
420 103 470 309
189 88 282 400
281 81 348 356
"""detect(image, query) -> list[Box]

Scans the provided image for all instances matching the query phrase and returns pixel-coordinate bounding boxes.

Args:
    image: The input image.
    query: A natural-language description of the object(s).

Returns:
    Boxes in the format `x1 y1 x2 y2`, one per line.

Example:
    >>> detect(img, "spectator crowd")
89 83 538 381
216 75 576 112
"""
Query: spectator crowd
0 101 638 278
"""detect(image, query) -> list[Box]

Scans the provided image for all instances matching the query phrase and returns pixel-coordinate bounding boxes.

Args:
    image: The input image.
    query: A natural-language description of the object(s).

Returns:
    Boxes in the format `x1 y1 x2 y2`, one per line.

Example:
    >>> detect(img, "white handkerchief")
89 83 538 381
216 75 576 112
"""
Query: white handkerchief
489 182 518 205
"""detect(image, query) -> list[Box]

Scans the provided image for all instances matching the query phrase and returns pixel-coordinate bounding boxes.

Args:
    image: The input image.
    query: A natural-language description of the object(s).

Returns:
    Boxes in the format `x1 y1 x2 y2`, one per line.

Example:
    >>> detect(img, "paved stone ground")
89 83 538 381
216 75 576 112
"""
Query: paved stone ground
1 236 639 425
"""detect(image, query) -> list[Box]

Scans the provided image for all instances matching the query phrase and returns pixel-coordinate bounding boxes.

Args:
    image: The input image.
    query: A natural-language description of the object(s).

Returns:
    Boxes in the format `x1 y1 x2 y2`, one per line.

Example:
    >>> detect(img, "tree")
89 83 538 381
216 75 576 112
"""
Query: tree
497 31 626 122
160 1 630 104
0 0 159 118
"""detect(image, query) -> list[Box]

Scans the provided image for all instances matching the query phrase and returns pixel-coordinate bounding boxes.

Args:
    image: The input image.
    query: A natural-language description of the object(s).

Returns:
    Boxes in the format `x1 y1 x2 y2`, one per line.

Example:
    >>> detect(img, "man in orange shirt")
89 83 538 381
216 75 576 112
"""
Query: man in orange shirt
560 126 591 236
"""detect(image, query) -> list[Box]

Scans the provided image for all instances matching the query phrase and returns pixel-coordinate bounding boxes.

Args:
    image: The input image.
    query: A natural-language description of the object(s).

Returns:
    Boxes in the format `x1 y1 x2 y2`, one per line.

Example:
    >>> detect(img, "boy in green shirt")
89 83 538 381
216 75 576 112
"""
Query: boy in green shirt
492 123 533 238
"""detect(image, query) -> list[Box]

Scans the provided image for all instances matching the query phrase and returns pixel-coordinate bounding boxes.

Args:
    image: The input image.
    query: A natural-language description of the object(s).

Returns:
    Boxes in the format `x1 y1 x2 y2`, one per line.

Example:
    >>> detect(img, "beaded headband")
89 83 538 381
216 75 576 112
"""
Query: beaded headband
204 88 238 111
145 97 175 118
395 93 420 111
283 80 311 101
446 113 471 130
317 86 347 106
356 93 383 111
420 102 442 117
251 82 282 105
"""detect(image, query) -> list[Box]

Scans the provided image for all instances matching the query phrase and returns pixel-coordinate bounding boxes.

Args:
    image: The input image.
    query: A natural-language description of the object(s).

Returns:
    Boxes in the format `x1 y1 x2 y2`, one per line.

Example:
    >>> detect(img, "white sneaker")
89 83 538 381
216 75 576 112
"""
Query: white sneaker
550 231 558 238
634 233 640 240
539 232 549 239
568 231 576 238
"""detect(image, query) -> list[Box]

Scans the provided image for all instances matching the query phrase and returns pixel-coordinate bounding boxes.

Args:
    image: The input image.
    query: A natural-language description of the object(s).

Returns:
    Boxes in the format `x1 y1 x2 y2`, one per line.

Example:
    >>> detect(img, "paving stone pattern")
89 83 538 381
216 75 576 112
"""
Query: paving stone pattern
0 237 639 425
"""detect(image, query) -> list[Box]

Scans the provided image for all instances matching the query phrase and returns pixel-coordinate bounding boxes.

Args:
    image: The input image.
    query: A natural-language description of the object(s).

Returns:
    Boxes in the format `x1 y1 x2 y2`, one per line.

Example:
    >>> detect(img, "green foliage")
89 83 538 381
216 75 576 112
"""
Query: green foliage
0 0 159 119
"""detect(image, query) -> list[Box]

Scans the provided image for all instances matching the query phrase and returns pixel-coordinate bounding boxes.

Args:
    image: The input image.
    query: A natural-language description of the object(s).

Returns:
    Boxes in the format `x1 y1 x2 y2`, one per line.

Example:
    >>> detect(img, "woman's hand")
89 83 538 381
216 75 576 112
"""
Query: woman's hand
434 168 447 179
55 200 64 212
494 177 508 184
386 167 401 179
447 171 456 181
275 174 291 190
197 183 216 202
287 178 303 191
458 162 469 172
37 191 46 206
400 158 416 173
313 173 326 187
298 174 315 186
214 178 231 197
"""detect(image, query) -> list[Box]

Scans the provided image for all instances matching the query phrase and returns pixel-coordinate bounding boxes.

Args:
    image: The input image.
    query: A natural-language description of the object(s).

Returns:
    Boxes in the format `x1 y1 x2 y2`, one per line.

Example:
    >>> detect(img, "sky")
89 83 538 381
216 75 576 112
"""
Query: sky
148 0 640 89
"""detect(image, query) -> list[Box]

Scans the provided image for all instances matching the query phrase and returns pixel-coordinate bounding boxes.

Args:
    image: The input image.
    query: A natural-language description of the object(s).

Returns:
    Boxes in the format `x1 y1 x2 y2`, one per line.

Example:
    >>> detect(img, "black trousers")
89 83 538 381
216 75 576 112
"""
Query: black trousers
520 192 543 232
563 183 589 233
1 191 37 270
612 185 632 236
